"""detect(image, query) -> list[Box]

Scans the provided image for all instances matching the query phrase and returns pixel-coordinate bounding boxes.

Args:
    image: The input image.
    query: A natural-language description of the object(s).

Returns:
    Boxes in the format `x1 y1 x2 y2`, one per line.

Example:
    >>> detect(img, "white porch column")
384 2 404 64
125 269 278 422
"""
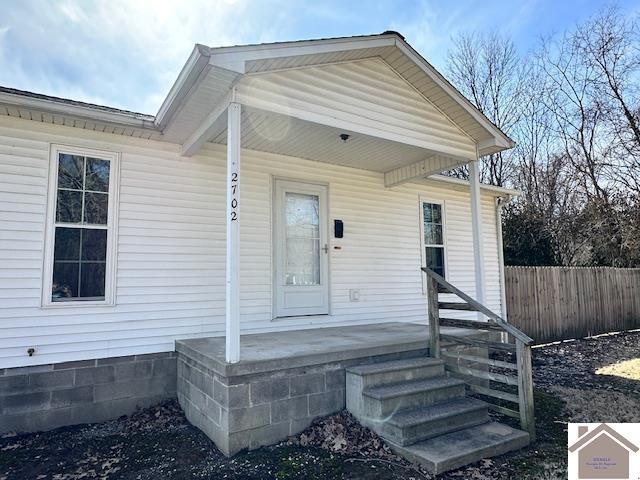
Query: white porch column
469 159 486 306
225 102 241 363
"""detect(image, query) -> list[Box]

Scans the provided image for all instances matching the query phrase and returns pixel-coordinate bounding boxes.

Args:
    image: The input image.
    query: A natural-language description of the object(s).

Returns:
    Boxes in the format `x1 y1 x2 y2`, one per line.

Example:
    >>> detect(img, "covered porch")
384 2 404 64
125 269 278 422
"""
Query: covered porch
214 100 488 364
155 34 513 364
162 33 534 468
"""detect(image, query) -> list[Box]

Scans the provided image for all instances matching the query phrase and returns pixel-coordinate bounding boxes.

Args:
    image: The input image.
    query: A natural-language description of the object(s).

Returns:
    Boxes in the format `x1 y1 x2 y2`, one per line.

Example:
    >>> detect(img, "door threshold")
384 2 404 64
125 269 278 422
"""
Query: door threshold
271 314 331 323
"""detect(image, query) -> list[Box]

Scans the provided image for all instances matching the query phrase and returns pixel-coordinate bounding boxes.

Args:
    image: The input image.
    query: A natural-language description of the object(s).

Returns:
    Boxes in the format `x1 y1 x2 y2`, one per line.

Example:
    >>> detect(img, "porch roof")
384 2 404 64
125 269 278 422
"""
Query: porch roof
158 32 513 156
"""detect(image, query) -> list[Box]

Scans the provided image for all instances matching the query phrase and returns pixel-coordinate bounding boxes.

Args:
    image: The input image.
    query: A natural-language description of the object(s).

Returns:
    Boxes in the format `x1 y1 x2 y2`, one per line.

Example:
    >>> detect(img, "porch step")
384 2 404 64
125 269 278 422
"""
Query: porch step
346 353 530 474
346 357 444 388
388 422 530 474
362 377 466 417
380 397 490 446
438 302 477 311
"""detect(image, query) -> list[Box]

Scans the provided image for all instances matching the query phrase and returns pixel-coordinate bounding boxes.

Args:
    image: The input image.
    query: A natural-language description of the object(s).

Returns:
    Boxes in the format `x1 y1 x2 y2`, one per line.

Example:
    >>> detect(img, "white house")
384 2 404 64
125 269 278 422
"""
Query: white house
0 32 533 472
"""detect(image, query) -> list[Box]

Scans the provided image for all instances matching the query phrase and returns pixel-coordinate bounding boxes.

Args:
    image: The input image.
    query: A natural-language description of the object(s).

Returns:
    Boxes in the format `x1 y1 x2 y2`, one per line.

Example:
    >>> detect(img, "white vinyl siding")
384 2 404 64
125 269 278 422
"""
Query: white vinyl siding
236 58 477 163
0 116 503 368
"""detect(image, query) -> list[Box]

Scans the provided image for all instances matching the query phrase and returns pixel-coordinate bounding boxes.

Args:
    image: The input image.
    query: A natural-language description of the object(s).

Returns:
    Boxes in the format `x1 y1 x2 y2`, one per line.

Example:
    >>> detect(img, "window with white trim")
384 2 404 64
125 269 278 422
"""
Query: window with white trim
44 146 118 305
421 201 446 278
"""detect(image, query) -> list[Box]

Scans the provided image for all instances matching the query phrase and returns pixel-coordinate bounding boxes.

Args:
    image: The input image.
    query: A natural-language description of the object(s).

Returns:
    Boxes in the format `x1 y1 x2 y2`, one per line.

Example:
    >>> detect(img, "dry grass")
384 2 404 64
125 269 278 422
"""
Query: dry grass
551 385 640 423
596 357 640 380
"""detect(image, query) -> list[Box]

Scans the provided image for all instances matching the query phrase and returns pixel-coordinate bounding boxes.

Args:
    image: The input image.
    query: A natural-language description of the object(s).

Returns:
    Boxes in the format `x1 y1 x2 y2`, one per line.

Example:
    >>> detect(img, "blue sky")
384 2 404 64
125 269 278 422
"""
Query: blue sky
0 0 637 114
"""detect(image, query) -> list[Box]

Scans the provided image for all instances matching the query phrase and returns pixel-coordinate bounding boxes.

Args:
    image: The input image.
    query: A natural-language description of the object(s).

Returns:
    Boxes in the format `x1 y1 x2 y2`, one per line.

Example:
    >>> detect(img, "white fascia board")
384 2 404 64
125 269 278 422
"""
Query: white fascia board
394 40 515 152
207 35 397 73
155 44 212 129
0 91 156 130
426 174 521 197
478 137 514 156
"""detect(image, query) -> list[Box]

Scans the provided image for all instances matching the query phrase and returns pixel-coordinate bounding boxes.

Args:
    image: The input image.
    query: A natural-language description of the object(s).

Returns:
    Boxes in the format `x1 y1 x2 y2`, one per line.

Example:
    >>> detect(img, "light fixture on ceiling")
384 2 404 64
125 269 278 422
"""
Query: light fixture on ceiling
339 133 351 143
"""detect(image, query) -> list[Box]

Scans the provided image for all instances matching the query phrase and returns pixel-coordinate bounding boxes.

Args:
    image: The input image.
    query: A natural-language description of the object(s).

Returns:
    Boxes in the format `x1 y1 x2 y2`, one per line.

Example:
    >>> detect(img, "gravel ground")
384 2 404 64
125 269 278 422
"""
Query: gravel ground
2 329 640 480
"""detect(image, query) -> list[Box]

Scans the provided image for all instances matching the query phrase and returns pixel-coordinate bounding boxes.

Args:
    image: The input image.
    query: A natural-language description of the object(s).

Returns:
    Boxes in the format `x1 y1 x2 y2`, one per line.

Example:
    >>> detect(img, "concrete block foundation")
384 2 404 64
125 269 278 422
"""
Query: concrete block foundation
0 352 177 434
176 322 432 456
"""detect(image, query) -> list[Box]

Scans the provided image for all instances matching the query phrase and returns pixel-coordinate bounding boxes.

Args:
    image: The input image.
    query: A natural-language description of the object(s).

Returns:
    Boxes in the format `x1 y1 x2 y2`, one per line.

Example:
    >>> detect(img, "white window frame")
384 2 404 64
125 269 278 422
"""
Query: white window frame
419 197 448 293
42 144 120 308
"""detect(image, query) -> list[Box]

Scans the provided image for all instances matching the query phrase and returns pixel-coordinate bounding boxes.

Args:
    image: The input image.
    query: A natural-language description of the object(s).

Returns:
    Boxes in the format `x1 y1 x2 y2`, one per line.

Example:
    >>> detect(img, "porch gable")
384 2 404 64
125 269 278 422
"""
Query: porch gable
235 58 477 163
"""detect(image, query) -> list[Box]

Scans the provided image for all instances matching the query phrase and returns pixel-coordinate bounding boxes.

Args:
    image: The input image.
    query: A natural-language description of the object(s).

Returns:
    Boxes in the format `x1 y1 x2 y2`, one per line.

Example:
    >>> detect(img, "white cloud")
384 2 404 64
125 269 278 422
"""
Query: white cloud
1 0 614 115
0 0 298 113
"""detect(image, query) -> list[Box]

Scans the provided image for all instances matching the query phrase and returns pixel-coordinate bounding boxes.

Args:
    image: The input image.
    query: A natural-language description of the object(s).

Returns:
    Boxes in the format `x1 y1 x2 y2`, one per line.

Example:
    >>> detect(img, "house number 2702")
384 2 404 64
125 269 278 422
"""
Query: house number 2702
230 172 238 221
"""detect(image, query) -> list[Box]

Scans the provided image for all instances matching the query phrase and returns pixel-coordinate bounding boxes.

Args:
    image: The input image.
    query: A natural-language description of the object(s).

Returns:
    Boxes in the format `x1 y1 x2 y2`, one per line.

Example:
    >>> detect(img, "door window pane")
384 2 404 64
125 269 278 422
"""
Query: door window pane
286 238 320 285
285 192 320 286
285 193 319 238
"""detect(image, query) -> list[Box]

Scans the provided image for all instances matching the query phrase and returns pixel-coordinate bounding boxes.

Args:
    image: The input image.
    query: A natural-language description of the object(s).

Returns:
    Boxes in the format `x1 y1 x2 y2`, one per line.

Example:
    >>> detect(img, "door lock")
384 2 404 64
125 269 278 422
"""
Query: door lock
322 244 329 253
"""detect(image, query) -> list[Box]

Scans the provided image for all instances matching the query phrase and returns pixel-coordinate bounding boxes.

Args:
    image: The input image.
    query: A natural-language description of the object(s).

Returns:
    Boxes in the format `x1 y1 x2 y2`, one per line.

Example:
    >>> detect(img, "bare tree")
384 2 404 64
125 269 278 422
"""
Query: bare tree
537 33 610 201
573 6 640 195
447 32 524 186
445 8 640 268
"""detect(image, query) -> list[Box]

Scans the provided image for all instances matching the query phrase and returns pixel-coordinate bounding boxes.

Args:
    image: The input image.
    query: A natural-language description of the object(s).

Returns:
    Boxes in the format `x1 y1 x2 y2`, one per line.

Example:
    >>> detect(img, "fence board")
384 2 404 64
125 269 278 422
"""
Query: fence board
505 267 640 344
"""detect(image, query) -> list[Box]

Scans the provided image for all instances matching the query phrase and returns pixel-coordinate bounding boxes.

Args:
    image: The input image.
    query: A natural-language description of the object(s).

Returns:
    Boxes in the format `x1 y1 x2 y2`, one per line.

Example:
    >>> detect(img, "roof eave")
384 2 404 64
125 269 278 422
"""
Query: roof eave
427 174 521 197
393 38 515 152
0 90 156 130
154 44 213 130
206 33 397 74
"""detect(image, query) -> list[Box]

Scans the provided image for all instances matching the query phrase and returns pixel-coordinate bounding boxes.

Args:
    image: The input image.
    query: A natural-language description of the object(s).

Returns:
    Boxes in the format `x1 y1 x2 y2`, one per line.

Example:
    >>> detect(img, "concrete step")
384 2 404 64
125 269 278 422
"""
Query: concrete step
389 422 530 474
346 357 444 388
362 377 466 418
379 397 490 446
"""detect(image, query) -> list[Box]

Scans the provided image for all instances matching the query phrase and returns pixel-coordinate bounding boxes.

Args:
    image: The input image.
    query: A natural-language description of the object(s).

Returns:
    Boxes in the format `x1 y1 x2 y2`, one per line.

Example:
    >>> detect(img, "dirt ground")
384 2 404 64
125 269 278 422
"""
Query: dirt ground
2 329 640 480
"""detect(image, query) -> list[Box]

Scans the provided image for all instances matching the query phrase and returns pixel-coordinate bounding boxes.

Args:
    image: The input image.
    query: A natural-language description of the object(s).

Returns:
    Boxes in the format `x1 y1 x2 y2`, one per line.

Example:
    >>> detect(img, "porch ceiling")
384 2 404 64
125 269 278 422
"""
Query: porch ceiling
209 107 464 175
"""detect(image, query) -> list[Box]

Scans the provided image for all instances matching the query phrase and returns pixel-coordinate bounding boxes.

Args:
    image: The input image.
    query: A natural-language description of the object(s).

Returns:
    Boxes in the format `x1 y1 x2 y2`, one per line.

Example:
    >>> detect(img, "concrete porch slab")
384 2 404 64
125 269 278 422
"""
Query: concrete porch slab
175 321 484 456
176 322 435 377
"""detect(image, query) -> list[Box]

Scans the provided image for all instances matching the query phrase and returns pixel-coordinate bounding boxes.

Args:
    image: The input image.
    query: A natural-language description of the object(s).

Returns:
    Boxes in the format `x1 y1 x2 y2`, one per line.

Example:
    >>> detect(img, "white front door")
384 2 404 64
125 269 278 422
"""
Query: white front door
274 180 329 317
